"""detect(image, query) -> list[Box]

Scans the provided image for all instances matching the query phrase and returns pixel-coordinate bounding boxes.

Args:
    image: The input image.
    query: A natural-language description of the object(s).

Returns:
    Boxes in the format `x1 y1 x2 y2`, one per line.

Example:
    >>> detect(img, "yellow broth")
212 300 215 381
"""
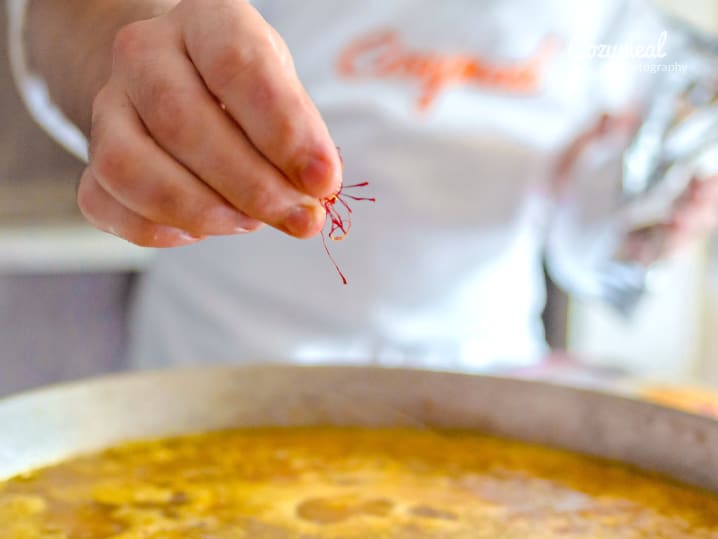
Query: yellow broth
1 427 717 538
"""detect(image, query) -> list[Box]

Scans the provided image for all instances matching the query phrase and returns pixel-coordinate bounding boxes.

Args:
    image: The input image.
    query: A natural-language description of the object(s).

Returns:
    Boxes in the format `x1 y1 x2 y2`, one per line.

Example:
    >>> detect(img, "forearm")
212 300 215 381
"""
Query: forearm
25 0 179 135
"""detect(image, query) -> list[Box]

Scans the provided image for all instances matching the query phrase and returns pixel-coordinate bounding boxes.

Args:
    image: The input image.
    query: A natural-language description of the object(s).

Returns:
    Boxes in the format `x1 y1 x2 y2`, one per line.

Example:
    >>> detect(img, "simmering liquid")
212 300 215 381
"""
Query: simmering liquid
1 427 717 538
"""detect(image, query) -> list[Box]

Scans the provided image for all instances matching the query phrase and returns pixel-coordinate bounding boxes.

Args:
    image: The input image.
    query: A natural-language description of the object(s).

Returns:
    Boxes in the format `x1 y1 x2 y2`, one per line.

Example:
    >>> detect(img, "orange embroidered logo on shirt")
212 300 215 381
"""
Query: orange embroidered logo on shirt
337 30 560 111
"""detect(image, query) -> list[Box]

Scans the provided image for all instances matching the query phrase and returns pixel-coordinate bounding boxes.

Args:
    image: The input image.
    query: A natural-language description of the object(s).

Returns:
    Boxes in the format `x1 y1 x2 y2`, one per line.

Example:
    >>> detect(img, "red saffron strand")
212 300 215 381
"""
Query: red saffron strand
320 180 376 285
321 229 347 285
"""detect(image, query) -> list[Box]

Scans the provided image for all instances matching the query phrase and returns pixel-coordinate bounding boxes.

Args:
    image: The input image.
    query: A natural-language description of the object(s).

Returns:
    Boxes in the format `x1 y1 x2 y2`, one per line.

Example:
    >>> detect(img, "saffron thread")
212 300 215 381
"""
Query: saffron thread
320 181 376 285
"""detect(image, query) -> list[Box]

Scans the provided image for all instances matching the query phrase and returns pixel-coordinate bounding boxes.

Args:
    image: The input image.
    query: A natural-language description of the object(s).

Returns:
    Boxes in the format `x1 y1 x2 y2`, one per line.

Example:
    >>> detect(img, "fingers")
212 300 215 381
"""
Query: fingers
177 0 342 198
672 177 718 238
77 168 203 248
554 110 640 193
90 86 263 237
86 1 339 245
115 17 326 238
621 224 670 265
646 176 718 256
620 177 718 262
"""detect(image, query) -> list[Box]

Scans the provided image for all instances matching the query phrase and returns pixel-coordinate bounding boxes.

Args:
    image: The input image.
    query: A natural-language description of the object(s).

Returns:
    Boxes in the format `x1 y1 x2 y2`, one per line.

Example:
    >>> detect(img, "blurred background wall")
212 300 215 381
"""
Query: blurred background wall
0 6 147 396
1 1 718 396
567 0 718 384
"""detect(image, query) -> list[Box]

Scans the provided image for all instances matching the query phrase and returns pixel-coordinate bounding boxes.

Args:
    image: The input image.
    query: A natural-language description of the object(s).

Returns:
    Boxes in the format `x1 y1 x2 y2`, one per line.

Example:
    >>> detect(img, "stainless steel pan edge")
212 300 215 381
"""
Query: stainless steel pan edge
0 365 716 491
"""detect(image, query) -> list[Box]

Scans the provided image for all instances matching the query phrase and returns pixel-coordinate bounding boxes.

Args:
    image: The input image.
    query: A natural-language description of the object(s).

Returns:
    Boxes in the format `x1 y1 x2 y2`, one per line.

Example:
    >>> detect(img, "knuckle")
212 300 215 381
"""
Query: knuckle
179 0 212 14
144 79 191 142
243 181 277 220
90 139 132 187
206 43 264 91
249 69 280 111
90 86 111 118
176 0 198 11
76 178 98 219
112 21 151 64
267 26 293 69
142 184 212 235
147 187 187 224
274 112 303 158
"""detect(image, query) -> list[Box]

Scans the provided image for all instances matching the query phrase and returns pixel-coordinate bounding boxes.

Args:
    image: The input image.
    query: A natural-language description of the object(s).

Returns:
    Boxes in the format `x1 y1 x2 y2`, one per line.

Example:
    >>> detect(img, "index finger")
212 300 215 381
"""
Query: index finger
177 1 342 199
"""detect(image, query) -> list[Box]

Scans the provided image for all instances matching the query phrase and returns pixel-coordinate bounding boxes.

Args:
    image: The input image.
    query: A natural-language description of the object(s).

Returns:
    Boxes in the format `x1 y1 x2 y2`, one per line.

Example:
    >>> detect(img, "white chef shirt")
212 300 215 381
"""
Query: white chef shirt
7 0 667 372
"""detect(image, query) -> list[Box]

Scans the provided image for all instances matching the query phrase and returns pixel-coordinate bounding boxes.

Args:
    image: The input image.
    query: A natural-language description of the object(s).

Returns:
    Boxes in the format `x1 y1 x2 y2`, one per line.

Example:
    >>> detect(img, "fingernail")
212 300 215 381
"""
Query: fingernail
284 204 319 237
178 231 203 242
301 157 329 188
301 155 341 195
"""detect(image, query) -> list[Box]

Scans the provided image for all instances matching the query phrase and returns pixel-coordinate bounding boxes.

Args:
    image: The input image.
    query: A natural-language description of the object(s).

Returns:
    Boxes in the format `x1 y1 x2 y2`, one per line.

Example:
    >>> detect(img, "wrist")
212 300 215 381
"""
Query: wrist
25 0 180 135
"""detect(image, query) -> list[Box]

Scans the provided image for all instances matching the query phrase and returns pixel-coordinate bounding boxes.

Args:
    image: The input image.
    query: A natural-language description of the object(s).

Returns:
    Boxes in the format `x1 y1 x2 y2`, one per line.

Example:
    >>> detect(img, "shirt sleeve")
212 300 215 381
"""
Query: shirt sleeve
6 0 89 161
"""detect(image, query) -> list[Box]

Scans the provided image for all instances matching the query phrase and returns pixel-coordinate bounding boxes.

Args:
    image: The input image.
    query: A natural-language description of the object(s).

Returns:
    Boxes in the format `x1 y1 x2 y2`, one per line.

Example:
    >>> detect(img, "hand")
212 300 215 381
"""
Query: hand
668 176 718 249
77 0 341 247
622 176 718 264
553 111 639 194
555 112 718 264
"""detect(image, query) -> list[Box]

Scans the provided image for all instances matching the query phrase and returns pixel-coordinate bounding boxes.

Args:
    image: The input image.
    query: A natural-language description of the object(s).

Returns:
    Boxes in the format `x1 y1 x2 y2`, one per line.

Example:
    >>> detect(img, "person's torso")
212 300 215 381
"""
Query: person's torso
130 0 646 370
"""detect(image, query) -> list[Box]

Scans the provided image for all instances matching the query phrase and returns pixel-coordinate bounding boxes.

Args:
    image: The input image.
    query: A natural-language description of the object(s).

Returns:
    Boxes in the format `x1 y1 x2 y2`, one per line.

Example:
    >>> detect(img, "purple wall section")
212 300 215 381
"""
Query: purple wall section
1 7 126 398
0 273 132 398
